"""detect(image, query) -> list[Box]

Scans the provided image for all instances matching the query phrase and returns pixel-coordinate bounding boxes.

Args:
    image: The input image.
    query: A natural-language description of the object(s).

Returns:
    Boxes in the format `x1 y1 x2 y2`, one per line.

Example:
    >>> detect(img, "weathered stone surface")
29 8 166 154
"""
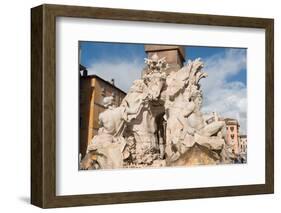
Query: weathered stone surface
167 143 220 167
80 54 234 170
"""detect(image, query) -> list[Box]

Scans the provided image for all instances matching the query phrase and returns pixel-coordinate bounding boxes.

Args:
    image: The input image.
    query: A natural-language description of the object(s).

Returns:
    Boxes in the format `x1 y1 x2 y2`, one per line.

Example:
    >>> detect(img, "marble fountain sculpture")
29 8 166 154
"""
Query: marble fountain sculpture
80 54 234 170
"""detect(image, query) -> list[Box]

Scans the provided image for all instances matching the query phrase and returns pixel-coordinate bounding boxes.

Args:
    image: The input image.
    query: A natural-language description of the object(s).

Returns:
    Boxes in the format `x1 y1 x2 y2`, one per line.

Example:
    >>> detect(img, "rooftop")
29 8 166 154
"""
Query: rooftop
80 74 127 95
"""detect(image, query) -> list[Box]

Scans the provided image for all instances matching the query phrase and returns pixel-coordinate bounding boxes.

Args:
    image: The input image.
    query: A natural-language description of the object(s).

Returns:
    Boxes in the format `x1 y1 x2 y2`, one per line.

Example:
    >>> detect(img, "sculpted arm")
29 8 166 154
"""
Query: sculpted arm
181 101 197 136
98 113 104 127
126 101 144 115
96 113 107 135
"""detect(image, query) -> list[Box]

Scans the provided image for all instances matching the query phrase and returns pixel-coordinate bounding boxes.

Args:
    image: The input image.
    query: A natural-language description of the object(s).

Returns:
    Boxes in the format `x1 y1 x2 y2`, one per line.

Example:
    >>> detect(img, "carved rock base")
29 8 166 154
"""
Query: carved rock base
167 143 221 167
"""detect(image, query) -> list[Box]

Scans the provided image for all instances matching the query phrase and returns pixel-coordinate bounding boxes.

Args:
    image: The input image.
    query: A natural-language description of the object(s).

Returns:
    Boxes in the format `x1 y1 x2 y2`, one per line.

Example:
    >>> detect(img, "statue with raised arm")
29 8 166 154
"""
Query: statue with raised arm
113 54 169 166
164 58 226 162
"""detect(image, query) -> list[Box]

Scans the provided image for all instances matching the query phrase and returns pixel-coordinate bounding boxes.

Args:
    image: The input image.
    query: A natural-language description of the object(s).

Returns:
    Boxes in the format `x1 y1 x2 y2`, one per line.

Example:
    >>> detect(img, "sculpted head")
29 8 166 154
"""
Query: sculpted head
144 53 168 74
129 80 146 93
190 89 203 109
103 96 115 108
145 53 159 72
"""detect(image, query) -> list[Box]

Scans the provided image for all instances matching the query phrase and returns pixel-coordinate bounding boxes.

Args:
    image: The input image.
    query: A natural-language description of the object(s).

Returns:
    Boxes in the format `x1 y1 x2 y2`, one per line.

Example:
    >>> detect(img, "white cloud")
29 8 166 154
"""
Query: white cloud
87 58 144 92
200 49 247 134
87 49 247 134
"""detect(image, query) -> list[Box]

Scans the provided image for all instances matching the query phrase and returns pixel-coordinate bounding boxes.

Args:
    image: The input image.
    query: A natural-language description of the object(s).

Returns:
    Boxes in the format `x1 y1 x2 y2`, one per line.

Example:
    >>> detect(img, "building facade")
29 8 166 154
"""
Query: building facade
225 118 240 154
239 135 247 154
79 74 126 157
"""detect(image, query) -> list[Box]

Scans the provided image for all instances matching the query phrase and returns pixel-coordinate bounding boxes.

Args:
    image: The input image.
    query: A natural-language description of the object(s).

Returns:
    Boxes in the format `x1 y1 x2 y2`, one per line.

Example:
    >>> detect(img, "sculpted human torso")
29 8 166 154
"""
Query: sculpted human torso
186 107 205 131
186 95 225 137
98 107 124 135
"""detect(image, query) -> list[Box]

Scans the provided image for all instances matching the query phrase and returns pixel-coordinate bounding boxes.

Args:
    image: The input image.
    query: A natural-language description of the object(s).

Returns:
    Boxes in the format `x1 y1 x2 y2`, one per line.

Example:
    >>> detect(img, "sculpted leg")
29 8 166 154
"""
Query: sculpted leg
199 121 225 137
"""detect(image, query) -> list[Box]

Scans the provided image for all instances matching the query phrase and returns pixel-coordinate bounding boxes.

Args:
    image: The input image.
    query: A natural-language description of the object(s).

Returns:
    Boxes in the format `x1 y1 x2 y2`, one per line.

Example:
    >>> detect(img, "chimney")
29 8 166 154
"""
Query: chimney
79 64 88 77
111 78 115 85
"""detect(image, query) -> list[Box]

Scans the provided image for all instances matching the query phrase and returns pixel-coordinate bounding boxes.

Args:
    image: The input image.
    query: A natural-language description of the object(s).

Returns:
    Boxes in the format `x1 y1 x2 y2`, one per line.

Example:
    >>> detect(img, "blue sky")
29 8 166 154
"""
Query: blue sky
79 41 247 134
80 42 146 68
186 46 247 85
80 42 247 86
